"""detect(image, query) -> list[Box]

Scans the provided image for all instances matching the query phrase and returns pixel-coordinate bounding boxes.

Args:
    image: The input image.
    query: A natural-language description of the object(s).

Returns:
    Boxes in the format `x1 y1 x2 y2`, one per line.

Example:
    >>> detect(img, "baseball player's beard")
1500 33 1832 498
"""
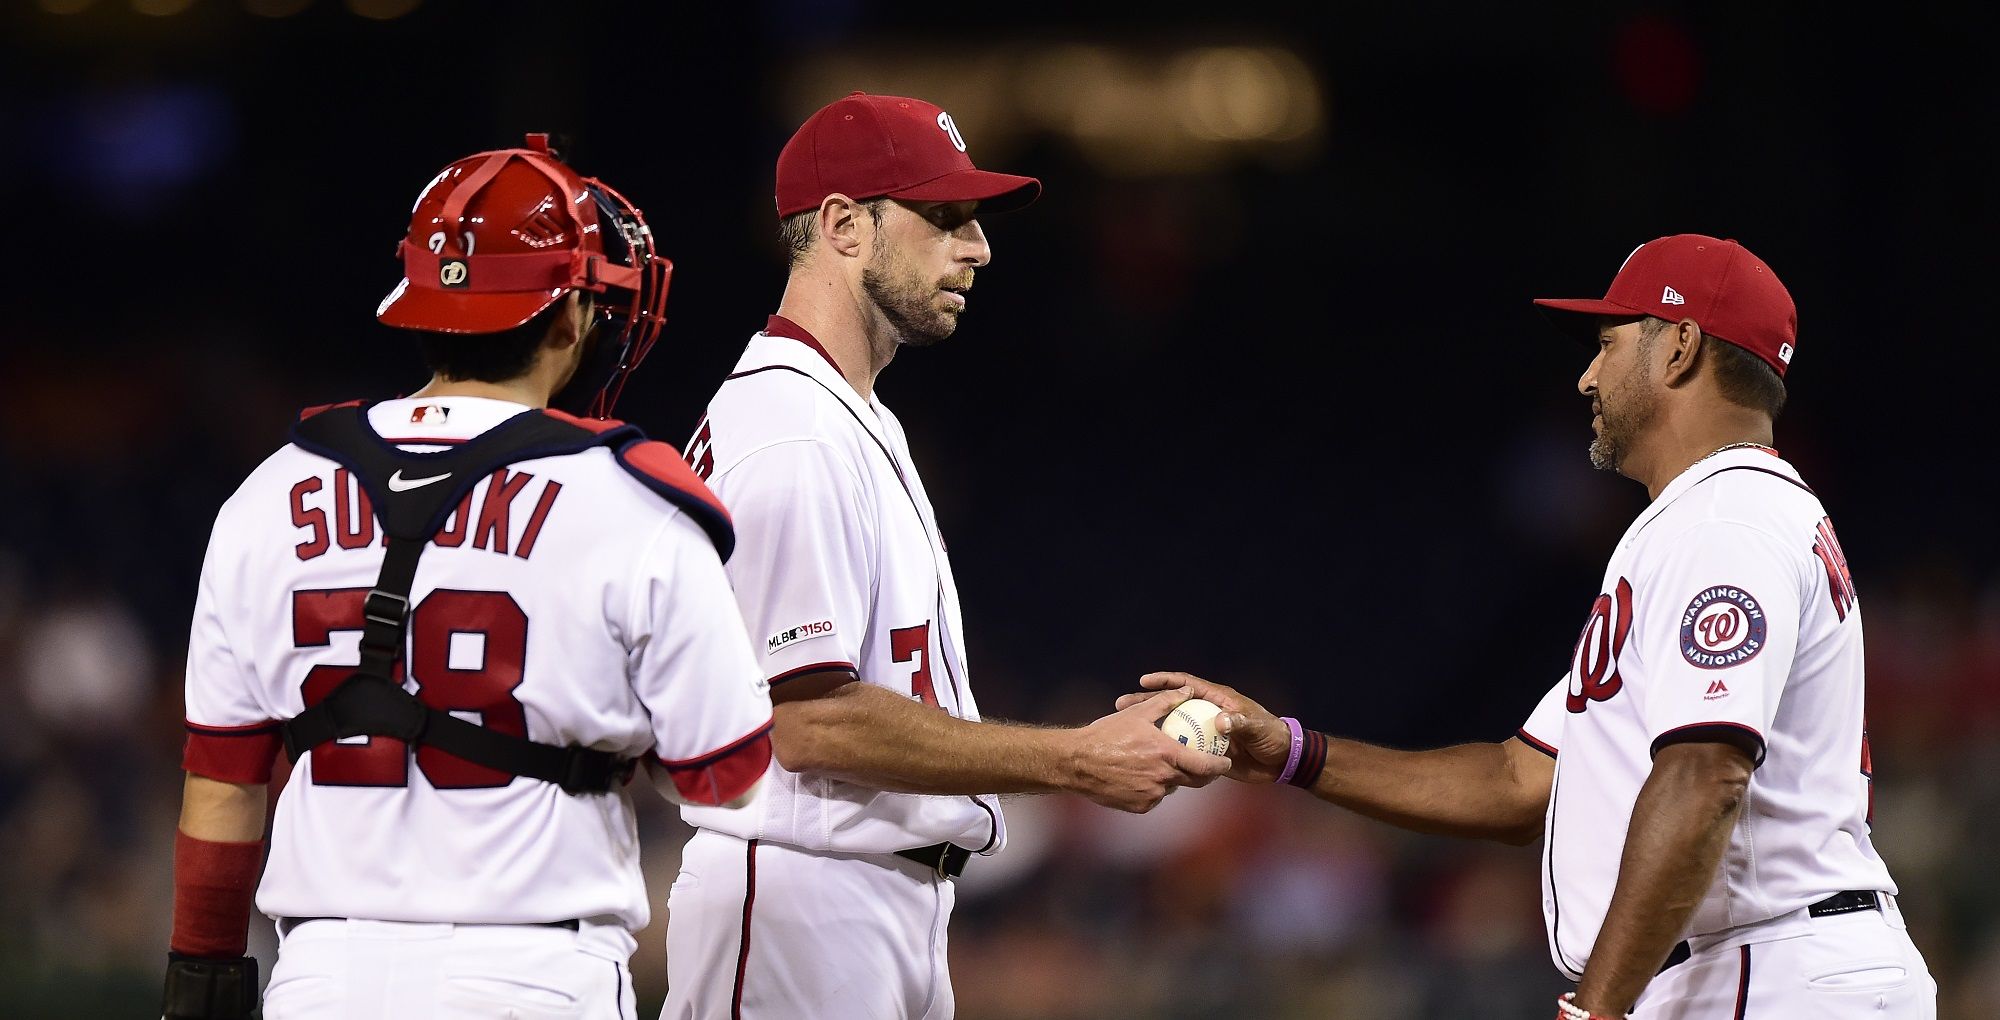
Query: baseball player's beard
862 253 961 349
1589 384 1658 473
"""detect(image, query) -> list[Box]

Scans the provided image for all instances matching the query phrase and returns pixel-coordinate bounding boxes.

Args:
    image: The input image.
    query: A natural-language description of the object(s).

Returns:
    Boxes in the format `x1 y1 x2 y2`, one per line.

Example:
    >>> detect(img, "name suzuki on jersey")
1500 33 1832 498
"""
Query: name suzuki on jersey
288 466 564 562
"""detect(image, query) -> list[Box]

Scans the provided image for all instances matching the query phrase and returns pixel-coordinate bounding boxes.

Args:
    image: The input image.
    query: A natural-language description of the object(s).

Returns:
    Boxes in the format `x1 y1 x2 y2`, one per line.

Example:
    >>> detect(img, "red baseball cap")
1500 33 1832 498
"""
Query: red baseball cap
1534 234 1799 376
775 92 1040 218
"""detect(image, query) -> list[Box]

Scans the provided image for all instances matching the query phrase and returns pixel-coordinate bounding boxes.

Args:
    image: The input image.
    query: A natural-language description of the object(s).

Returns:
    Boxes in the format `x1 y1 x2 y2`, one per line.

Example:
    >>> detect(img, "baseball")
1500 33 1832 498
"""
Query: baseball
1160 698 1230 756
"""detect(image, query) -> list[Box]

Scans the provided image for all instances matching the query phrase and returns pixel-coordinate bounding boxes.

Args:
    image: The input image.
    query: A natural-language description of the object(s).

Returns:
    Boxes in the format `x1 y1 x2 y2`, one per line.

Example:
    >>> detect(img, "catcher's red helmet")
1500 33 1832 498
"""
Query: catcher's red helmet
377 134 670 417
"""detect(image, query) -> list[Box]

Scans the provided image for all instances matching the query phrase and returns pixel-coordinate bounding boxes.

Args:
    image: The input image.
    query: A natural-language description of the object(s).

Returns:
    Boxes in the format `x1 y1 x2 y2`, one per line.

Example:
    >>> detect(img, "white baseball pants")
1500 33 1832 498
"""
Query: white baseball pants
1635 894 1936 1018
261 916 638 1019
662 828 956 1020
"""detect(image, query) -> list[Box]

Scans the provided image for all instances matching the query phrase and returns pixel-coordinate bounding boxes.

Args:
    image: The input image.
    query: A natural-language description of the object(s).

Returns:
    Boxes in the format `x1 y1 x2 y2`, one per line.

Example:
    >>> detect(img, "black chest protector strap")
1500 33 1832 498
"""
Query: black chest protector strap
279 405 645 795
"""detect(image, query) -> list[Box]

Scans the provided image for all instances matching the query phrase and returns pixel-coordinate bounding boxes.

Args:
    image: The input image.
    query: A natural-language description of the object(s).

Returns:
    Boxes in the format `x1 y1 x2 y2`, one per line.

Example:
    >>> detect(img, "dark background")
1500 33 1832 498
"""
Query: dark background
2 2 1994 1017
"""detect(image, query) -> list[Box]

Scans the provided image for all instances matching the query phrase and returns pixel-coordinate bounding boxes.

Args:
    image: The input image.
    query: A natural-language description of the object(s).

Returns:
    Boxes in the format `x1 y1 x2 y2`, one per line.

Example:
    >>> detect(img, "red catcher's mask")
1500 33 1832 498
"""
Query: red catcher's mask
377 134 670 418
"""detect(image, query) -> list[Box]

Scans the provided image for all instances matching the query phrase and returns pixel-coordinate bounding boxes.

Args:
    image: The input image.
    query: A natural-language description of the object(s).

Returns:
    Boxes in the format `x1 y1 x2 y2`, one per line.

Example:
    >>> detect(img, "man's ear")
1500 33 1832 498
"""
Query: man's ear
819 194 869 259
545 291 591 352
1661 318 1706 388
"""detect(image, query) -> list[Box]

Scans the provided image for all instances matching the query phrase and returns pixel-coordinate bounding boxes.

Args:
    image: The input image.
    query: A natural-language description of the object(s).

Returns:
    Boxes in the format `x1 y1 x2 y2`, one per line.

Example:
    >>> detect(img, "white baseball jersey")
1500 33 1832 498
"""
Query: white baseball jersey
680 317 1004 857
182 396 774 933
1519 446 1894 980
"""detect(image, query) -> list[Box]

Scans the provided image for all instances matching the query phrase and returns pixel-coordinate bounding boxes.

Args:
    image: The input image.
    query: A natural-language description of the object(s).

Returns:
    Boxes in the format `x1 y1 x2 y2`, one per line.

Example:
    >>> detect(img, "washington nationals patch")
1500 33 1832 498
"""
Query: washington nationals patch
1680 585 1768 669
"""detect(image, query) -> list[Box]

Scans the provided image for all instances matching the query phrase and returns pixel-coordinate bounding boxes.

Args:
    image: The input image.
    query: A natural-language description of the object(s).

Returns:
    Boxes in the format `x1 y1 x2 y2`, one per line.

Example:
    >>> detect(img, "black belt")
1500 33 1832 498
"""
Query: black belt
280 916 580 935
1658 890 1882 973
894 842 970 879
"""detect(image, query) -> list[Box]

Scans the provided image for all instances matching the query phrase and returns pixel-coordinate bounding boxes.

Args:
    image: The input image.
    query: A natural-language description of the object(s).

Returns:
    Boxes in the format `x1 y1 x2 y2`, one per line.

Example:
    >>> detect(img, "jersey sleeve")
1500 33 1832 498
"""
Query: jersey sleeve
182 519 283 784
627 513 775 806
1516 675 1567 757
1632 520 1803 766
708 439 872 689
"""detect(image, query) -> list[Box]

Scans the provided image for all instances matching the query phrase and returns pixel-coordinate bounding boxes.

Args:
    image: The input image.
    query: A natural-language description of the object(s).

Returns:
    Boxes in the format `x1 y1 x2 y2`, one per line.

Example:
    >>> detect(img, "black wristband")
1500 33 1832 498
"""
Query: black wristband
1285 728 1327 788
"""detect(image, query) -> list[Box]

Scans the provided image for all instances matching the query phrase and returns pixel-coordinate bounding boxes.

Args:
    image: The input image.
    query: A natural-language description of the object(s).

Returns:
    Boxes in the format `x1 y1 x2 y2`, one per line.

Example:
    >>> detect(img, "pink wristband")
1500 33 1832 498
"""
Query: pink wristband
1276 716 1305 785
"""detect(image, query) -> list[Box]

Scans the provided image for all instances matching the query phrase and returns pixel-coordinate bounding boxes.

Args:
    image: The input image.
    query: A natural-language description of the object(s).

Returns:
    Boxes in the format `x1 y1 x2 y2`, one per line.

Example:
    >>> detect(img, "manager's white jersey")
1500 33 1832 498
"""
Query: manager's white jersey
1519 446 1893 979
680 318 1004 857
182 397 774 933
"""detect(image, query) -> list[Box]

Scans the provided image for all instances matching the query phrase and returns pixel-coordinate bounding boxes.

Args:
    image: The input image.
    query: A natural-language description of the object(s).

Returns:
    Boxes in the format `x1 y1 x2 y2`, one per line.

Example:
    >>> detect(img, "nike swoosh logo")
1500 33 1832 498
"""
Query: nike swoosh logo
387 469 451 492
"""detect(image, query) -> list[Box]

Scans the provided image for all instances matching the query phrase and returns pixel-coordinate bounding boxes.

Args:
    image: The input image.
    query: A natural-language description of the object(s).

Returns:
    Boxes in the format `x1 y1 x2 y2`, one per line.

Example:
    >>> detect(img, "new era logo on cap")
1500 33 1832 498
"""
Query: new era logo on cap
1662 285 1686 305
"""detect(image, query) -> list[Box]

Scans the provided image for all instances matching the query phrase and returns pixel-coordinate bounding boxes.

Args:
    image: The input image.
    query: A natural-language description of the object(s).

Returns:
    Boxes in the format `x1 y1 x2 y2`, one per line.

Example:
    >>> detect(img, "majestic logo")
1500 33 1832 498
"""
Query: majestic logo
410 404 449 425
767 619 836 655
1679 585 1768 669
936 111 968 152
1661 285 1687 305
1778 342 1795 365
387 469 452 492
1567 577 1634 714
438 258 470 288
1704 678 1731 700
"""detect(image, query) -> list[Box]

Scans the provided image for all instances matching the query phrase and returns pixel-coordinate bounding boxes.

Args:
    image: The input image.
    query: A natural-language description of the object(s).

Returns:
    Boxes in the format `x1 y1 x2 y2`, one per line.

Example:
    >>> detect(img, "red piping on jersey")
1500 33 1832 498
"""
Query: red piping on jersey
1650 721 1767 768
768 661 858 687
731 839 758 1020
763 314 846 377
1516 727 1558 759
1733 944 1752 1018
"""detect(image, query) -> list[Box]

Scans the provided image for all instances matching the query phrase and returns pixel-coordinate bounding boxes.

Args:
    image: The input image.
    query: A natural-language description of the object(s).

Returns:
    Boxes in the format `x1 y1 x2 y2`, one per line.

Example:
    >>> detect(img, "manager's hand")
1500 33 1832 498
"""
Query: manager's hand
1117 671 1289 785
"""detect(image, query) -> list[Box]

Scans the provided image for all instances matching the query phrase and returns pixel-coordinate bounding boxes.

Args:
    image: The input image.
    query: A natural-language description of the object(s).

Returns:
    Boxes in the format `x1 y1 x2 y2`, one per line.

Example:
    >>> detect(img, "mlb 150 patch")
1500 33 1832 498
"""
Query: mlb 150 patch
1680 586 1767 669
767 619 836 655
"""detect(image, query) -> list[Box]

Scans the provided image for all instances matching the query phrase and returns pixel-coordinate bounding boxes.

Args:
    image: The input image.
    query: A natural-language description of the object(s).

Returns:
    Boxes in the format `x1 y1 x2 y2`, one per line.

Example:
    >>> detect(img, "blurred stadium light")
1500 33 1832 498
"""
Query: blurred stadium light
244 0 314 17
345 0 420 19
785 42 1324 176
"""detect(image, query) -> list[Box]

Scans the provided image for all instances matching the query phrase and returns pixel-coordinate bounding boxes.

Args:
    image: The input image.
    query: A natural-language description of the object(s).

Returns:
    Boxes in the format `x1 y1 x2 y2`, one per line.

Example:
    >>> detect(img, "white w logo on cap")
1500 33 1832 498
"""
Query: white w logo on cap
937 112 967 153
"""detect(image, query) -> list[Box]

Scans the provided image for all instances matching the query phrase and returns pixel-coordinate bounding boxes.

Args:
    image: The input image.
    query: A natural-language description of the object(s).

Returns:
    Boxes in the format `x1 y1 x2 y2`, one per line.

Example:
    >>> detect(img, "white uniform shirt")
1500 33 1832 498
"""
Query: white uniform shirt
182 396 774 932
680 318 1004 856
1519 447 1893 979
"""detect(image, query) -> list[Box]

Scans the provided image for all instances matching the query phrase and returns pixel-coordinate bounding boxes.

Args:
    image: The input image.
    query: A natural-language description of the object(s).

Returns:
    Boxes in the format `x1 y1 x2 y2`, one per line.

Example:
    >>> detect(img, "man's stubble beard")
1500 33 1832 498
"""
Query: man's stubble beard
1589 326 1664 474
862 247 959 349
1589 371 1658 473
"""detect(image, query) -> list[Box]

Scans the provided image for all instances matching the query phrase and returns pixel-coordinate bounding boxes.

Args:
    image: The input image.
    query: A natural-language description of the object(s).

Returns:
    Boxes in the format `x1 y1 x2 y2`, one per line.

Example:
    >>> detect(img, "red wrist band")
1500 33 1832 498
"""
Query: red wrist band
171 830 264 958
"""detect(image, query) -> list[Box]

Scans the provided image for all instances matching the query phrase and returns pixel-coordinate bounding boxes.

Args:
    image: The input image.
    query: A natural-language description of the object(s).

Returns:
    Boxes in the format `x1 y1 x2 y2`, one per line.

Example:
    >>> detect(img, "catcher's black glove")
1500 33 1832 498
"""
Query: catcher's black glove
163 952 260 1020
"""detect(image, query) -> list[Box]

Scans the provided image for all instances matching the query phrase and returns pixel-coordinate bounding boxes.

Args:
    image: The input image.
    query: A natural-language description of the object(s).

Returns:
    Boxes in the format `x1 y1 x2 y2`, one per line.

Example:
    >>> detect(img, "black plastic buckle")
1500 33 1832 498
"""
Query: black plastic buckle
557 747 618 795
362 589 409 630
895 842 968 879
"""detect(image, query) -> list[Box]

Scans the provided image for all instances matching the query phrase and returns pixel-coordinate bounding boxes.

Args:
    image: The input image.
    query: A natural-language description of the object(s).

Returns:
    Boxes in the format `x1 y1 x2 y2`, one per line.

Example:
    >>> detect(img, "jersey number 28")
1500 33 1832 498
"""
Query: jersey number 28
292 587 529 788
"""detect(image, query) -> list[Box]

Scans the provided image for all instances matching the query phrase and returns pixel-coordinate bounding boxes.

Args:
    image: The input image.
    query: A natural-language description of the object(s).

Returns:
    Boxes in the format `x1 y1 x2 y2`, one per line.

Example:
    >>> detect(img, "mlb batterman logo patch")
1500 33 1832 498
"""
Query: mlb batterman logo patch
1680 585 1767 669
767 619 836 655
